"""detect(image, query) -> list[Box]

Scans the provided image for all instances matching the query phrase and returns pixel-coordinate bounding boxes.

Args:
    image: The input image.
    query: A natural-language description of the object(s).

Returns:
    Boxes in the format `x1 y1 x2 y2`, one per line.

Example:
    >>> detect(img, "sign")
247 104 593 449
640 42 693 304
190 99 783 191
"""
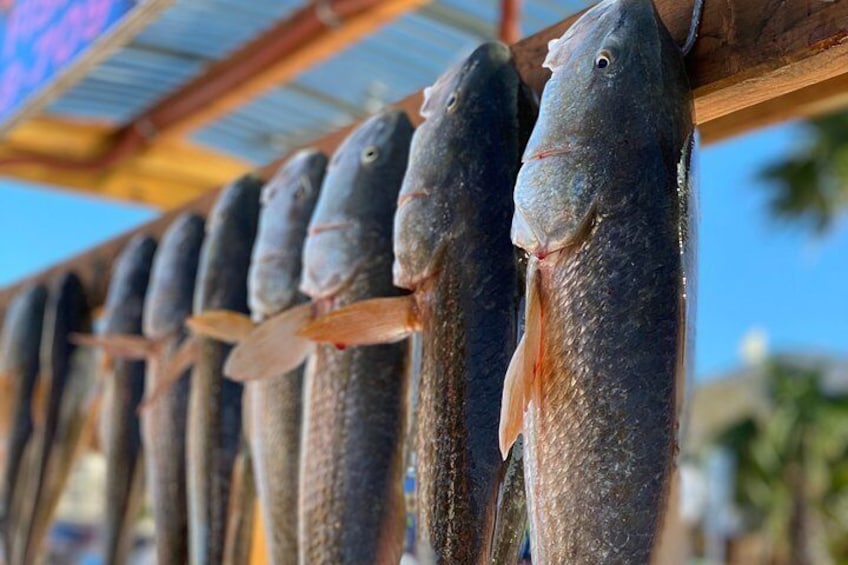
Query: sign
0 0 167 128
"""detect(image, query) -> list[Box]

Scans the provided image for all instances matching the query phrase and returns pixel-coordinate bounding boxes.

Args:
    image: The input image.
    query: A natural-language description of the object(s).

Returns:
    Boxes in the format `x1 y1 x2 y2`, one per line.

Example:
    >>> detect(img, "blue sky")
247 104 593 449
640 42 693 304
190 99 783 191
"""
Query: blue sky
1 123 847 380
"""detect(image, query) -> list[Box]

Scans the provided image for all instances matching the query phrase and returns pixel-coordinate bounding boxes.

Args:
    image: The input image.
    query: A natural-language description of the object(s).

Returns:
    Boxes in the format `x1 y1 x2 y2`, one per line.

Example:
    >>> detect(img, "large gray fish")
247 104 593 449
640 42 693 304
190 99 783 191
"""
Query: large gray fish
142 213 204 565
302 43 533 564
0 284 47 558
97 234 156 564
498 0 697 562
15 273 94 565
246 150 325 564
189 175 261 565
224 110 413 565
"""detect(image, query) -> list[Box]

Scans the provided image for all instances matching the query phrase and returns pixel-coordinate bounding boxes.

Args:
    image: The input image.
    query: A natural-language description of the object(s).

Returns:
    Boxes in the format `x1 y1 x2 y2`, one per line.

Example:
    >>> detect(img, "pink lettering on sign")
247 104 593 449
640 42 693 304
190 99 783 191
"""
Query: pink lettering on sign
0 0 134 118
0 63 25 110
84 0 112 39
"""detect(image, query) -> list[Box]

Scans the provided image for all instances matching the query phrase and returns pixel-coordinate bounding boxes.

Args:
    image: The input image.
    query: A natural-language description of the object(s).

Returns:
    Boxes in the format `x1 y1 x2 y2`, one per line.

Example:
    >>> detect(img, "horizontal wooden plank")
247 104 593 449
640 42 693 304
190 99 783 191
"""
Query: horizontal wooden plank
0 117 251 209
3 0 848 313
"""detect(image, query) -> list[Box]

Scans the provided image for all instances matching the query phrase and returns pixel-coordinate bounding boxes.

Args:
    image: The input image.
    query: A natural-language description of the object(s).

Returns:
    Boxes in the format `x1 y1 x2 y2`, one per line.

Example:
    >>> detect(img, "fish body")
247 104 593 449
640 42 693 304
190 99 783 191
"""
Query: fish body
392 42 529 564
99 235 156 564
188 176 261 565
298 110 413 565
0 284 47 557
142 213 205 565
15 273 92 565
247 150 326 564
505 0 696 562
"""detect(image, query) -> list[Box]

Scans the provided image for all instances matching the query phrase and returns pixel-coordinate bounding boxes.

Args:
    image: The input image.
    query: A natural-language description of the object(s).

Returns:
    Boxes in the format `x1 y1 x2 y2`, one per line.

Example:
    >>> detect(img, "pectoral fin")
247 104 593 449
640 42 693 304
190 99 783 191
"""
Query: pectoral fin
299 294 421 346
499 260 543 459
186 310 255 344
225 303 316 382
138 337 199 412
69 333 154 360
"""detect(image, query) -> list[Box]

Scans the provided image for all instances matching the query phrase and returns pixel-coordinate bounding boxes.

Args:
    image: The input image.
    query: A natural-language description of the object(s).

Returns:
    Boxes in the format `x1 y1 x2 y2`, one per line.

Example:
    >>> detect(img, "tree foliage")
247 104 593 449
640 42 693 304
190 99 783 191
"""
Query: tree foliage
715 360 848 563
761 113 848 233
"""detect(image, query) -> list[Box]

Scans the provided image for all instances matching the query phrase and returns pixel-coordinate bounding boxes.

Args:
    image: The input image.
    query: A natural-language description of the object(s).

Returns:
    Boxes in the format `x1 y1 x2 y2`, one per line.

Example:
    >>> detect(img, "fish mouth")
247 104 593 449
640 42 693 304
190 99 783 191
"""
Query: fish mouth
511 205 551 258
308 221 356 236
397 189 430 208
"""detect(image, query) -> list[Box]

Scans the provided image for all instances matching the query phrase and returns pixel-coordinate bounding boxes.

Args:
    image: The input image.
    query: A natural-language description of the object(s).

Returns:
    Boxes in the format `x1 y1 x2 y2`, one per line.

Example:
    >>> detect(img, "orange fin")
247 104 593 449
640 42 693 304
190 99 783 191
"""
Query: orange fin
186 310 255 344
139 337 199 412
224 303 315 382
499 260 543 459
69 333 154 360
499 336 527 459
299 295 421 346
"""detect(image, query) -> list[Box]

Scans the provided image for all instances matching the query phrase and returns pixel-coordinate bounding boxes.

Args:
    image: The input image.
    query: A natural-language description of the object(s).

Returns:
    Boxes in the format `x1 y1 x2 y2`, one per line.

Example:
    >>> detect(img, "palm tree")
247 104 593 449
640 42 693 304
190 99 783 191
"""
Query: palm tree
760 113 848 233
714 360 848 564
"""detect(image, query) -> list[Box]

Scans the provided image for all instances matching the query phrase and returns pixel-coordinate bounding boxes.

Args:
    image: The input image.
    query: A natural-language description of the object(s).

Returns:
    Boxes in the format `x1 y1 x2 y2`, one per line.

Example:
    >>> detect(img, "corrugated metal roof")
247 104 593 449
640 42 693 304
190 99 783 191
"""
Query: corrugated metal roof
46 0 593 163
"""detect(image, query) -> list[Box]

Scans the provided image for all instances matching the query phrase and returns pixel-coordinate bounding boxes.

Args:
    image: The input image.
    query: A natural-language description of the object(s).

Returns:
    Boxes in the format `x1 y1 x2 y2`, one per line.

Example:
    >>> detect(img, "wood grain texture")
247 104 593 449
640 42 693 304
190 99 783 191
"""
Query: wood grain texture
3 0 848 313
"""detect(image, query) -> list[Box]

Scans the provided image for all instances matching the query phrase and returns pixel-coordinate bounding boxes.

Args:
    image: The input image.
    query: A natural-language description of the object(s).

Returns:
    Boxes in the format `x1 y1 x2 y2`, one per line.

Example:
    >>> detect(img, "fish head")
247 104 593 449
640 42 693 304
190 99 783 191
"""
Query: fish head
249 150 327 319
512 0 692 256
301 109 413 300
394 41 522 288
143 213 205 338
102 234 157 335
194 176 262 313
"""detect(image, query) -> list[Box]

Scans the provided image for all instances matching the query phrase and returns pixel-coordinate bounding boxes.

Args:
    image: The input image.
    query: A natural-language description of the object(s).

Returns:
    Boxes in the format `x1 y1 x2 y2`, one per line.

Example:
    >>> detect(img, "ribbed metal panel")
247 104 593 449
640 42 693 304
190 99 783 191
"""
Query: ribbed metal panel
46 0 593 162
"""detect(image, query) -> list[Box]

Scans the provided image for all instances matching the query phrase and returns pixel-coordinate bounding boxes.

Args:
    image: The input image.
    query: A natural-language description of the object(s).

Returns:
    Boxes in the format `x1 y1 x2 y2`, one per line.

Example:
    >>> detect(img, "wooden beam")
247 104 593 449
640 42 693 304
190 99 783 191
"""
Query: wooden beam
3 0 848 313
700 72 848 143
0 0 428 176
0 117 251 209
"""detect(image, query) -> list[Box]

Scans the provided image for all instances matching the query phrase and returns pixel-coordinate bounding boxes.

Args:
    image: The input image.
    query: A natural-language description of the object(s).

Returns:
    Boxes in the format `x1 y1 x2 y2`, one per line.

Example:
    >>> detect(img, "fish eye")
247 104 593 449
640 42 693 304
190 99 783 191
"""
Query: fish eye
446 92 459 111
361 145 380 164
595 50 613 70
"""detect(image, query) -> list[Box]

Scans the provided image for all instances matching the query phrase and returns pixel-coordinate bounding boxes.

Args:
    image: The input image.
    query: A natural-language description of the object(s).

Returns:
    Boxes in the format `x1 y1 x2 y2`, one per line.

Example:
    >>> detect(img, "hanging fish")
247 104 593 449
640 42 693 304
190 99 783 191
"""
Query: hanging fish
0 284 47 560
14 273 94 565
299 42 535 564
189 150 326 565
188 176 261 565
96 235 156 565
200 109 414 564
73 214 205 564
141 213 204 565
498 0 699 562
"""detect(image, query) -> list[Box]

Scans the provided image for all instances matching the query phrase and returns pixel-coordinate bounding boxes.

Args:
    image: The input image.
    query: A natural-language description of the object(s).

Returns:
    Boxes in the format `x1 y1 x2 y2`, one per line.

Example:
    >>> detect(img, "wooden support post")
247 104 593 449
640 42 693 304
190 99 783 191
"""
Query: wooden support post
3 0 848 312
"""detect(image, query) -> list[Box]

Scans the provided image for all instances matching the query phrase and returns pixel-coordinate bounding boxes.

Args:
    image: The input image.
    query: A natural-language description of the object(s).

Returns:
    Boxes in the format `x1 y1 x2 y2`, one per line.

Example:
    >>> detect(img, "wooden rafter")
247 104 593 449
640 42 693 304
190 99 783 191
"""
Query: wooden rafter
0 0 429 185
3 0 848 313
0 117 251 209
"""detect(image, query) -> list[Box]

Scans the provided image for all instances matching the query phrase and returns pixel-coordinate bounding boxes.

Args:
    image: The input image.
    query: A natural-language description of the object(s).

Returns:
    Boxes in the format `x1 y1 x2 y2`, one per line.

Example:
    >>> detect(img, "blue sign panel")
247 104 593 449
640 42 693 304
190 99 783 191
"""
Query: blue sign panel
0 0 139 125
